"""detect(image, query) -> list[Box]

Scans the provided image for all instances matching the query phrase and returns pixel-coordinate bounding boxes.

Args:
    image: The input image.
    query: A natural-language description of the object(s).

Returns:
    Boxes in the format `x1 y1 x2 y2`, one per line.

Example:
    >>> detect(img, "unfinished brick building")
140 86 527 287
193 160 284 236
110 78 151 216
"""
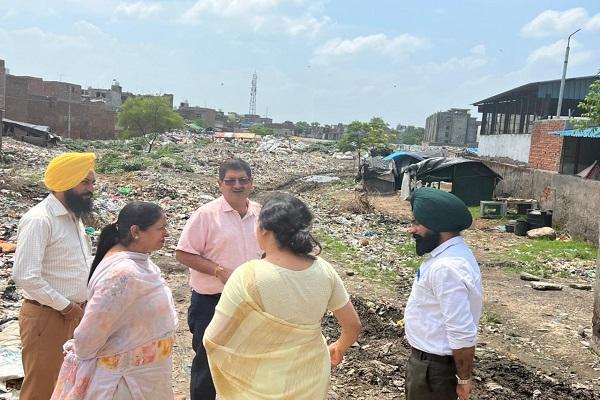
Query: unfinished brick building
1 58 118 140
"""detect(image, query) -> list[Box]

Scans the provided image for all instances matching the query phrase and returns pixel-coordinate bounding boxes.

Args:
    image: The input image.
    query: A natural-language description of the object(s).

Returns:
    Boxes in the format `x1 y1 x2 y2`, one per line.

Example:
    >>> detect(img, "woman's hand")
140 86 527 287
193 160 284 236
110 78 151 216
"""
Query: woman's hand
328 342 344 367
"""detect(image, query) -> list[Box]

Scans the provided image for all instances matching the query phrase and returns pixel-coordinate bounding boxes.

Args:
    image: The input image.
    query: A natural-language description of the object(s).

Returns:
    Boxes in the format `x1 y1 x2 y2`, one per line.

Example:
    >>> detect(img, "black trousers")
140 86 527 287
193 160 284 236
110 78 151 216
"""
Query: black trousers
188 291 221 400
405 347 457 400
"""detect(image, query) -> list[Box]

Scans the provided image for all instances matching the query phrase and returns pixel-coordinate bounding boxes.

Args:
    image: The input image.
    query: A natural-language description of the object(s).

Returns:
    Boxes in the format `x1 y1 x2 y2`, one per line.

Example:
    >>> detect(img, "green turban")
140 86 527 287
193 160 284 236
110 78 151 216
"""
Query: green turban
410 187 472 233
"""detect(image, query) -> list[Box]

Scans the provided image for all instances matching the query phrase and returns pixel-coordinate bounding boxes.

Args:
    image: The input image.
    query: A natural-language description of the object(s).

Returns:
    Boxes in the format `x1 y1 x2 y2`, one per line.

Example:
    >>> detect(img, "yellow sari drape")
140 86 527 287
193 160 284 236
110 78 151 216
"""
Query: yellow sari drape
203 261 330 400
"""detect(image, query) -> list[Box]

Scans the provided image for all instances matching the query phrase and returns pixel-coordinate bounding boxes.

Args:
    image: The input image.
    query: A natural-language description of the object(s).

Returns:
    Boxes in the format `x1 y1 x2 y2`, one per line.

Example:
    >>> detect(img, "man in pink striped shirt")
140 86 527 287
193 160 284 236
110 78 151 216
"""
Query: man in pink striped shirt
176 158 262 400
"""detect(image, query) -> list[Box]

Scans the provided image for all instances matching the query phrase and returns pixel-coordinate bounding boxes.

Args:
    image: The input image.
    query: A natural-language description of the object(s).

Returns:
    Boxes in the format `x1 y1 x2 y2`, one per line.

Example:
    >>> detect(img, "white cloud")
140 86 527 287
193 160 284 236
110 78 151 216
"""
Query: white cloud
282 15 329 38
114 1 163 19
586 13 600 30
527 39 591 65
522 8 600 37
312 33 427 64
179 0 329 38
469 44 486 56
75 20 111 40
181 0 280 21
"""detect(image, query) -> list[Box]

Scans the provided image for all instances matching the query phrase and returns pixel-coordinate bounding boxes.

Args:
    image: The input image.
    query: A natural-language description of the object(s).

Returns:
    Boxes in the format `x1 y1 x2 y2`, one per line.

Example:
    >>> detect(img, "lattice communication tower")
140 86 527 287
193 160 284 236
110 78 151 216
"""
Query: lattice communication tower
249 71 257 115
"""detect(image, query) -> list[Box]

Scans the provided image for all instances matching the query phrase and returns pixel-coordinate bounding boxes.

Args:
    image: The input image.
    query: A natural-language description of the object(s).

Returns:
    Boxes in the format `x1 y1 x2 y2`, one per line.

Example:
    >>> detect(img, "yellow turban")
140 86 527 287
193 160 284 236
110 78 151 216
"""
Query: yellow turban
44 153 97 192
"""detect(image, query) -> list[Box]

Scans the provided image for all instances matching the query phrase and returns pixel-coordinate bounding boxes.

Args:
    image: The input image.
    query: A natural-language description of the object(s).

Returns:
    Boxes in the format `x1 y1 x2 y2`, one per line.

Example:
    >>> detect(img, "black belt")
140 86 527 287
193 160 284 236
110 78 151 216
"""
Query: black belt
411 347 454 364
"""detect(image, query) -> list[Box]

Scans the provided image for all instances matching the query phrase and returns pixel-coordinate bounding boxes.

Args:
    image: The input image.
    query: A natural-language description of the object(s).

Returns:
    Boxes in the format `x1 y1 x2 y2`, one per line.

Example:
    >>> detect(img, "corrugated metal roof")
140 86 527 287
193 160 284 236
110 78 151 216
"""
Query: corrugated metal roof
549 127 600 138
473 75 597 105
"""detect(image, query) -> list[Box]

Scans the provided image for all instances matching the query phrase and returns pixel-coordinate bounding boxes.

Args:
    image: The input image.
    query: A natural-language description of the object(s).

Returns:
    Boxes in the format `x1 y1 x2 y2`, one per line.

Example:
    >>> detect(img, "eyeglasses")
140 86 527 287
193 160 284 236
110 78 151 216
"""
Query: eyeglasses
222 178 251 186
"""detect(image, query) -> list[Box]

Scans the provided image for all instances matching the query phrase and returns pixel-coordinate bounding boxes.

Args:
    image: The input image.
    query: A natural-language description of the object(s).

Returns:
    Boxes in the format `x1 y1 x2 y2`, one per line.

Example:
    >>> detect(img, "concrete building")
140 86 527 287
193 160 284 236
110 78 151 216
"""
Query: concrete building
473 76 597 163
177 102 218 127
423 108 478 147
0 58 118 140
270 121 294 137
82 81 122 112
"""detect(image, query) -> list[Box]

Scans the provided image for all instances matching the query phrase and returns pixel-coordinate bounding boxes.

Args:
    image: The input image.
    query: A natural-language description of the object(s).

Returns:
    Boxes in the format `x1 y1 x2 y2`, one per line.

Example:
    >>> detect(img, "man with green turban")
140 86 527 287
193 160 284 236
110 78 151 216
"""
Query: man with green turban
13 152 96 399
403 187 483 400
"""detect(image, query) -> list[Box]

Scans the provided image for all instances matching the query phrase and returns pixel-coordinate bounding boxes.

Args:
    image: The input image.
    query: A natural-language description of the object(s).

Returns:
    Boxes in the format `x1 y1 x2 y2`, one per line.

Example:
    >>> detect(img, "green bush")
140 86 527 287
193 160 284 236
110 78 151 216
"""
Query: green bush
96 152 147 174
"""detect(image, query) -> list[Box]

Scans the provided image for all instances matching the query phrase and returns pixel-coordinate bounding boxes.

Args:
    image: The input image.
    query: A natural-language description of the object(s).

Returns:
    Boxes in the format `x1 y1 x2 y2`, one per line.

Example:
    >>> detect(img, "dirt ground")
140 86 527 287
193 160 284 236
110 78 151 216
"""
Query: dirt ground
1 137 599 399
158 185 600 400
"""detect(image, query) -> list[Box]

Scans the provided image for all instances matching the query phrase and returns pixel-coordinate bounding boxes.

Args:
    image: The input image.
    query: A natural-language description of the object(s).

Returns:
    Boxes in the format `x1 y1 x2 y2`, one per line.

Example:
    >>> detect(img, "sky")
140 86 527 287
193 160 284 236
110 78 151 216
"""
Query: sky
0 1 599 127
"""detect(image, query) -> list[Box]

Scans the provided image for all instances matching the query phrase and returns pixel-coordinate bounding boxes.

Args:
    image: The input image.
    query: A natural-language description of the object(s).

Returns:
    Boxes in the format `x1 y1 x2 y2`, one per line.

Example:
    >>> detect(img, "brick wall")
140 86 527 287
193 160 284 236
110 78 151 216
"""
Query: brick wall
5 73 116 140
0 59 5 111
528 119 567 172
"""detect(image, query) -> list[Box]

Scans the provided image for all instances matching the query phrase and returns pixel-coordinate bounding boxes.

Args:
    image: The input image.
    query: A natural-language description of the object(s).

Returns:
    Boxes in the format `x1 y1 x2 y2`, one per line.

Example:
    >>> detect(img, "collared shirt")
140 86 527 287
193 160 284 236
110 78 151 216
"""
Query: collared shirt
404 236 483 356
12 194 93 311
176 195 262 294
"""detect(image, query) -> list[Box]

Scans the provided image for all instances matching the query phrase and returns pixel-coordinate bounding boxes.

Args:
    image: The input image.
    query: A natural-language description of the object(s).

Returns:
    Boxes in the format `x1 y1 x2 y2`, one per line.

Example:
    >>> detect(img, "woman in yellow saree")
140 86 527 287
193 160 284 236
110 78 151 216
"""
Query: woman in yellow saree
204 193 361 400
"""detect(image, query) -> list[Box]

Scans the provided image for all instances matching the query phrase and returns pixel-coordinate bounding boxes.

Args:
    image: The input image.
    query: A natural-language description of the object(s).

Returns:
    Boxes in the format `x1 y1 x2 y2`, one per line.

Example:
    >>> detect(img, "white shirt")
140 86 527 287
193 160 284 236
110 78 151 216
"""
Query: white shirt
12 194 92 311
404 236 483 356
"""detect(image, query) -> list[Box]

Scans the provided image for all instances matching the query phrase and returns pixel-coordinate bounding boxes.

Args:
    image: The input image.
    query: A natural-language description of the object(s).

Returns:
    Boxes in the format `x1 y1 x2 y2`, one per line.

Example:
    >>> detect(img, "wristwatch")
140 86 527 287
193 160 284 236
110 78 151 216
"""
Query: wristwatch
214 265 224 277
455 374 471 385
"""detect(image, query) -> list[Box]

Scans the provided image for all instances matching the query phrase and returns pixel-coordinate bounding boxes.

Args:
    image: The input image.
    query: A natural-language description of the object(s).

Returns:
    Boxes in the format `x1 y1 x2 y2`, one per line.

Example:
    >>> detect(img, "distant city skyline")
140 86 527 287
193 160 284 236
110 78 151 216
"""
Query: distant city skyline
0 1 599 127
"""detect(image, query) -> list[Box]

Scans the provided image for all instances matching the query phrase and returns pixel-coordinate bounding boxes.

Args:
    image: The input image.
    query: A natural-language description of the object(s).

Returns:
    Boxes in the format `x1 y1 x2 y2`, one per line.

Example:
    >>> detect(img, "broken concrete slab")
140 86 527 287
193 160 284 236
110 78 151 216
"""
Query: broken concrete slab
520 272 542 281
531 281 563 291
568 283 592 291
527 227 557 240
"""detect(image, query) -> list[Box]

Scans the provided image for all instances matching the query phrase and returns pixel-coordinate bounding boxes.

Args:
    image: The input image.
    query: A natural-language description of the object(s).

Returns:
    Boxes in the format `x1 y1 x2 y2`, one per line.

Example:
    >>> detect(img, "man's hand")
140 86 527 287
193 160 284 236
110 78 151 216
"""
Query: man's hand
61 302 84 320
215 267 232 284
456 380 472 400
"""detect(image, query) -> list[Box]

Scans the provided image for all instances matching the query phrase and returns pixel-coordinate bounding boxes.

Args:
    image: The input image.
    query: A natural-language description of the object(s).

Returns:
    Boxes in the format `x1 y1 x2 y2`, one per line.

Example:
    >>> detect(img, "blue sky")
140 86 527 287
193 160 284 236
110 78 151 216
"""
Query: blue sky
1 0 599 127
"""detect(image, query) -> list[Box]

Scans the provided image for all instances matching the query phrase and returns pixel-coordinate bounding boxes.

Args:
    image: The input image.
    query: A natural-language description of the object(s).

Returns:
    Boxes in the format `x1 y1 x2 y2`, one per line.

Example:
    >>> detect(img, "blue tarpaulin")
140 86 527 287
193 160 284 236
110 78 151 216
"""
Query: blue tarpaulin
383 151 424 161
549 127 600 138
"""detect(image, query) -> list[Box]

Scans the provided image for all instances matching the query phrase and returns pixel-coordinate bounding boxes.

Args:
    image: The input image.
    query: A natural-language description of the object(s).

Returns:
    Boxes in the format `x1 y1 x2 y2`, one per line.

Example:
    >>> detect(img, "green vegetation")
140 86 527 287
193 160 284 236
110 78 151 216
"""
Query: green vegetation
316 230 424 287
96 151 149 174
337 118 398 172
397 125 425 145
299 142 338 153
505 238 597 277
482 310 502 324
96 142 193 174
396 240 423 271
250 125 273 136
574 69 600 131
118 96 184 153
316 230 398 286
294 121 310 135
468 206 480 220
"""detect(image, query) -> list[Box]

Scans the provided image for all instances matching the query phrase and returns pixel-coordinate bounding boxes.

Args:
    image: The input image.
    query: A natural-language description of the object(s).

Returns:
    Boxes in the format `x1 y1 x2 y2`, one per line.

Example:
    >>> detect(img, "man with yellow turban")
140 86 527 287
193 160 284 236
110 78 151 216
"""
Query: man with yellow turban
13 152 96 399
403 188 483 400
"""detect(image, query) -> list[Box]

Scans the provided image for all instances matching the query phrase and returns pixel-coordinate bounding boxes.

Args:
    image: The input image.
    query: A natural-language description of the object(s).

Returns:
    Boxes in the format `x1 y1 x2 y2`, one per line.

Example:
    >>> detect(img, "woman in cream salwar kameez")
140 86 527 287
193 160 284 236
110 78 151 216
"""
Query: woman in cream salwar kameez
204 194 362 400
52 202 177 400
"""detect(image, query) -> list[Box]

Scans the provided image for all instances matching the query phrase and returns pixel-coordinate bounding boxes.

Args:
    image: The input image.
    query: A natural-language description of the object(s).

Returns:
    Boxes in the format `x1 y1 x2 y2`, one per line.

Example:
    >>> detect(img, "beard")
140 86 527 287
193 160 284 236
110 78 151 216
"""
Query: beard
64 189 94 218
414 231 441 256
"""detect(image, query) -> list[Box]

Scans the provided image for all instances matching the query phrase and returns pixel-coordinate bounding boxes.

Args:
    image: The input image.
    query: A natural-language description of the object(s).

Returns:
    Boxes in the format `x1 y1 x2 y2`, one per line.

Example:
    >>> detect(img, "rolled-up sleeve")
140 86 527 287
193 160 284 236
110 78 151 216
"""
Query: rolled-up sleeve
430 261 478 349
12 216 70 311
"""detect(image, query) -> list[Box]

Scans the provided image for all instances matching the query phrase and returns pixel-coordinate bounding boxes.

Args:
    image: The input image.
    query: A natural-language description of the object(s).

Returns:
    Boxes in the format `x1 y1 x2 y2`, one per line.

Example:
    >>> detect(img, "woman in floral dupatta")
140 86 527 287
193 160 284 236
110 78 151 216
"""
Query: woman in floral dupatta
204 193 362 399
52 201 178 400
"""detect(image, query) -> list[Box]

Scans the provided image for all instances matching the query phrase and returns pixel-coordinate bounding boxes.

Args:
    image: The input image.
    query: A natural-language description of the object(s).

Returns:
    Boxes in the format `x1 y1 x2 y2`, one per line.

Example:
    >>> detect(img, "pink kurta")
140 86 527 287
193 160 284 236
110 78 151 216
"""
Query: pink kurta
51 252 178 400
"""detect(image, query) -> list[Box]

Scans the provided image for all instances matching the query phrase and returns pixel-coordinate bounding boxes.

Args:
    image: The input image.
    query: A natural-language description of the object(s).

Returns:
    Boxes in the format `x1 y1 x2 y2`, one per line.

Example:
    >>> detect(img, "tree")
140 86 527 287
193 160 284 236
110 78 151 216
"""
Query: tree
338 118 397 173
192 119 205 128
575 70 600 131
118 96 184 153
294 121 310 135
397 125 425 145
250 125 273 136
580 73 600 354
366 117 397 153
